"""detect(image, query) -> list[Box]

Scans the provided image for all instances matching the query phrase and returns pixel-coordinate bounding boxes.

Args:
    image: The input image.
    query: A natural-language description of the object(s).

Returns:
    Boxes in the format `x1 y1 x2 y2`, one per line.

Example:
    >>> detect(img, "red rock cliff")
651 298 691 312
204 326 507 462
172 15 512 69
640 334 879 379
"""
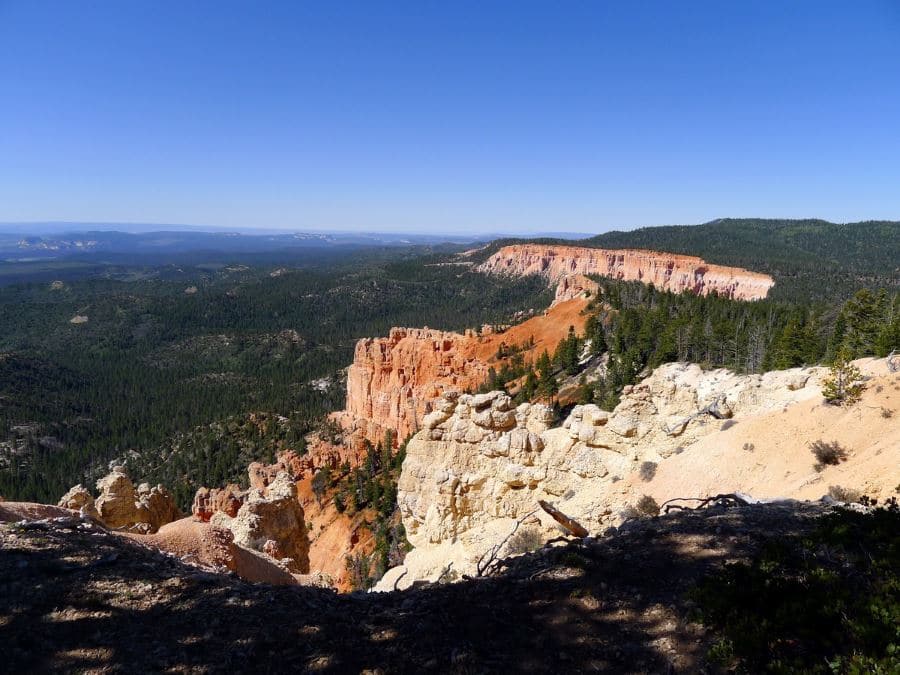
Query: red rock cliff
478 244 774 301
340 296 592 447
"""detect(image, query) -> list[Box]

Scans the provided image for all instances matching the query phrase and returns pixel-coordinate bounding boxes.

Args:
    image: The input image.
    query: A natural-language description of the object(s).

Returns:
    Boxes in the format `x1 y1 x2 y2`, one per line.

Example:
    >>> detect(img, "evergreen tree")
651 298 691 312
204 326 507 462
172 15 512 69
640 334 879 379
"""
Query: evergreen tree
822 347 865 406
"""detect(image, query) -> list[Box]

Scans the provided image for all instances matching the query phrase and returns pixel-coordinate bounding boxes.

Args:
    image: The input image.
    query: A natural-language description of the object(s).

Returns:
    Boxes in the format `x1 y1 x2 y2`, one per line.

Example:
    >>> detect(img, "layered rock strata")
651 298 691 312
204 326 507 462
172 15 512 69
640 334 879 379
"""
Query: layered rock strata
478 244 775 300
340 295 592 448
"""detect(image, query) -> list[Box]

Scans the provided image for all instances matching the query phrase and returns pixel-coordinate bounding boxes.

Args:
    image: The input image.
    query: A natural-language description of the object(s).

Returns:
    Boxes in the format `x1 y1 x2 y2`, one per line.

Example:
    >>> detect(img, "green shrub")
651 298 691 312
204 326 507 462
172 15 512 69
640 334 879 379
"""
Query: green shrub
690 504 900 673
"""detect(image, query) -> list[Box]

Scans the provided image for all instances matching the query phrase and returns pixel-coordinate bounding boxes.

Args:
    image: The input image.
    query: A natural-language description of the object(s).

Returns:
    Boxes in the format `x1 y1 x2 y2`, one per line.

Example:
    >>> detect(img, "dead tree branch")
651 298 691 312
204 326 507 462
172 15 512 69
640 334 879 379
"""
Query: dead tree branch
392 569 408 592
476 508 538 577
660 493 755 514
538 500 589 538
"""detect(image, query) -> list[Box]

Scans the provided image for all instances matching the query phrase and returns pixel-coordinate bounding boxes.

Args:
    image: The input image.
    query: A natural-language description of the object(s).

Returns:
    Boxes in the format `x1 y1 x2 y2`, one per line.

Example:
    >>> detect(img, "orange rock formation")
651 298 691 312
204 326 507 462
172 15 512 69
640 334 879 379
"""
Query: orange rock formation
478 244 775 301
339 295 592 447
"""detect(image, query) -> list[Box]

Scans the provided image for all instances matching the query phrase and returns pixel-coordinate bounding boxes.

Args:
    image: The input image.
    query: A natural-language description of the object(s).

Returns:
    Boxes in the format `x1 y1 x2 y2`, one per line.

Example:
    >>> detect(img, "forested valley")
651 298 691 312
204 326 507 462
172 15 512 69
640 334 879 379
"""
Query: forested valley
0 248 551 505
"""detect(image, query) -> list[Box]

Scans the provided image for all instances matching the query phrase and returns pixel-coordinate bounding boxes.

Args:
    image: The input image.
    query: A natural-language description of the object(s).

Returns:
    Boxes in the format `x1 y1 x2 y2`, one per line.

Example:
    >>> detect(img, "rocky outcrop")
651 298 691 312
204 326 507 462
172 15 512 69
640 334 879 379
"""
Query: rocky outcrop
60 467 180 533
208 472 310 574
376 358 897 590
341 296 593 449
129 517 299 585
478 244 775 300
57 484 100 520
93 467 181 533
554 273 600 304
343 328 493 447
192 484 243 522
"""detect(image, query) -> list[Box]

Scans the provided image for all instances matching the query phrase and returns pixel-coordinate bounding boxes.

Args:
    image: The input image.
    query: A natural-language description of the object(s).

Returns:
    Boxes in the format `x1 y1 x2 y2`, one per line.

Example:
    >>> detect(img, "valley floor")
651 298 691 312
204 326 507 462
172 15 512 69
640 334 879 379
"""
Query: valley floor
1 501 846 673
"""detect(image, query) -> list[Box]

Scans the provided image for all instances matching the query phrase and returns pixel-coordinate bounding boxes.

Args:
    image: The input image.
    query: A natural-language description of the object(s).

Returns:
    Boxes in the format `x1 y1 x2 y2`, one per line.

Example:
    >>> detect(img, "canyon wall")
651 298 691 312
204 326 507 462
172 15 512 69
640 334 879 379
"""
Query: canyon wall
339 295 592 448
478 244 775 300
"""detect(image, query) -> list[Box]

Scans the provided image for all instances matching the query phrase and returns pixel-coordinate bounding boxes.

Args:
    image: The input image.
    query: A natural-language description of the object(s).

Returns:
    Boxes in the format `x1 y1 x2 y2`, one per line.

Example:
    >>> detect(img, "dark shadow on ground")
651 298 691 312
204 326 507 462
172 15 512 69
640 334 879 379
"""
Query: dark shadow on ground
0 502 829 673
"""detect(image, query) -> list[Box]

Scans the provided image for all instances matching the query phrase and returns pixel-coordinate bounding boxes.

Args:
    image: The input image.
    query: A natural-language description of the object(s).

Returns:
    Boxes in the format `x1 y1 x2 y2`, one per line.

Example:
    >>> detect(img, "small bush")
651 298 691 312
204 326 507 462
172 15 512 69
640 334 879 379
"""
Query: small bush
822 348 865 406
881 407 893 419
345 552 373 591
505 526 544 555
619 505 640 521
636 495 660 517
810 440 849 471
827 485 861 503
742 442 755 452
690 505 900 672
639 461 658 482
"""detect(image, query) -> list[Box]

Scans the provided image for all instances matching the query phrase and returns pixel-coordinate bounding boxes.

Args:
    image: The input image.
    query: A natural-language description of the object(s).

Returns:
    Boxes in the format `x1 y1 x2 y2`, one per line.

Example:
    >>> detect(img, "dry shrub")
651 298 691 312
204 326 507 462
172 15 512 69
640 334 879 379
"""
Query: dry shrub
636 495 660 517
639 461 657 482
828 485 861 503
810 440 849 471
505 526 544 555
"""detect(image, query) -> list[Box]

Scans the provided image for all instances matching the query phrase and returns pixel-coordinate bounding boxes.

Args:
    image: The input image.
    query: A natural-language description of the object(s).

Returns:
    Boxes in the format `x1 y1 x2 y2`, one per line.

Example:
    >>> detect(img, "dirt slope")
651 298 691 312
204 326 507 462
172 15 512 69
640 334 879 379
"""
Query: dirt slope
625 368 900 506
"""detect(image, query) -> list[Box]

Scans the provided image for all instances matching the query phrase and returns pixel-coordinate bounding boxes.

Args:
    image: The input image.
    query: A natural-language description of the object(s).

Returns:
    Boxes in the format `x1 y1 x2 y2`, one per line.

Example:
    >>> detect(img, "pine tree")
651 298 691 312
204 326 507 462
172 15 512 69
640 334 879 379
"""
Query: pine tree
821 347 865 406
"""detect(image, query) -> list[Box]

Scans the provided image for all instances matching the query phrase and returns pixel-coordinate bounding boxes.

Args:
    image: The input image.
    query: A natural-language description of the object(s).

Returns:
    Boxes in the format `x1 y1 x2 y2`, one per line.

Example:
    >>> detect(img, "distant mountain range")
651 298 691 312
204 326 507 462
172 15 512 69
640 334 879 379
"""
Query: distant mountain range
0 228 476 260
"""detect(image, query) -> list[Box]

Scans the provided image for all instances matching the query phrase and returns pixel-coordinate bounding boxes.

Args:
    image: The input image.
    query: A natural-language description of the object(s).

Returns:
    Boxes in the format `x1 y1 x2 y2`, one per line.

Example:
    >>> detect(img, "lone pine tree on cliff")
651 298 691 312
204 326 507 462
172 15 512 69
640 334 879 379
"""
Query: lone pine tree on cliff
822 347 865 406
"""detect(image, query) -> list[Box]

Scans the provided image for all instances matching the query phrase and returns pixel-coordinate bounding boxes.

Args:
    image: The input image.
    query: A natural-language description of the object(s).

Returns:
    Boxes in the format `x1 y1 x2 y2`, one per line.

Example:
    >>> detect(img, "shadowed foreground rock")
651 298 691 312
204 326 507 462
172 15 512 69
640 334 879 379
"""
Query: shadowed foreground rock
1 501 838 673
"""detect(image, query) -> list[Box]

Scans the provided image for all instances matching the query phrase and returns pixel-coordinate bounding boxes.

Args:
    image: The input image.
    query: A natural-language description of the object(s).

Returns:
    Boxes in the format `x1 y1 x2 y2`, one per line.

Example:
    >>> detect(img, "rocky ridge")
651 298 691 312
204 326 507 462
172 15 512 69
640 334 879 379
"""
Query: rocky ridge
339 294 592 449
3 495 855 672
478 244 775 300
377 357 897 589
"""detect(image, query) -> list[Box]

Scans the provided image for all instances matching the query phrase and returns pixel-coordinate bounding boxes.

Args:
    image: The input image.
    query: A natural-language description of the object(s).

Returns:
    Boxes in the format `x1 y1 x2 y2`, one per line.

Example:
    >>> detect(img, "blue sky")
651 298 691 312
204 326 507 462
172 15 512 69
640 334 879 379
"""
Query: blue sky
1 1 899 234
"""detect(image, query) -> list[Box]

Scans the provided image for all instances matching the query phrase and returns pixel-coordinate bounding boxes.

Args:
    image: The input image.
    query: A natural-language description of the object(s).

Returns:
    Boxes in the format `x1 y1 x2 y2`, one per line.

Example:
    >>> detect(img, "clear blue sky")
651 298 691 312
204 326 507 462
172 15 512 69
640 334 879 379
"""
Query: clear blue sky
1 1 899 234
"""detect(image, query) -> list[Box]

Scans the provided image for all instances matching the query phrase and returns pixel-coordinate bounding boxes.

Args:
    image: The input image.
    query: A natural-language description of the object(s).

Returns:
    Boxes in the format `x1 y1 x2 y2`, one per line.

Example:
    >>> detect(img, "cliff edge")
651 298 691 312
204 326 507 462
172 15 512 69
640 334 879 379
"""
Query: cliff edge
478 244 775 300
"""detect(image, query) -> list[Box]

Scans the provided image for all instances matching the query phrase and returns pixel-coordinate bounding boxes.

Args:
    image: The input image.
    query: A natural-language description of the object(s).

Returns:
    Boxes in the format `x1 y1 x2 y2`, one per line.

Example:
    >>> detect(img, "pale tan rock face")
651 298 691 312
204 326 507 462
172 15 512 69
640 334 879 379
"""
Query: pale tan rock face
553 273 601 304
89 467 180 533
57 484 100 520
210 471 310 574
376 358 897 591
478 244 775 300
192 484 243 521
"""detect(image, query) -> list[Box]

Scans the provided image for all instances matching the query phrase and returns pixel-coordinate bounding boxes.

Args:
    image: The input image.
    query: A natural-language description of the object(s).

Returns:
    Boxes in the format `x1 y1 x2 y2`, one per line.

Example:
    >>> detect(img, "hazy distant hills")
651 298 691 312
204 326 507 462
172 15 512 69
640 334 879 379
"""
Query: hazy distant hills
0 227 485 261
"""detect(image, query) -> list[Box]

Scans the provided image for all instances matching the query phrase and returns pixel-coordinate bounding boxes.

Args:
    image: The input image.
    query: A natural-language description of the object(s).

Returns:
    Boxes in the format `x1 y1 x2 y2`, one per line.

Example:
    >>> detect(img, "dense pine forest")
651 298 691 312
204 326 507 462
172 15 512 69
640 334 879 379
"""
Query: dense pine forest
581 280 899 409
0 248 551 504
